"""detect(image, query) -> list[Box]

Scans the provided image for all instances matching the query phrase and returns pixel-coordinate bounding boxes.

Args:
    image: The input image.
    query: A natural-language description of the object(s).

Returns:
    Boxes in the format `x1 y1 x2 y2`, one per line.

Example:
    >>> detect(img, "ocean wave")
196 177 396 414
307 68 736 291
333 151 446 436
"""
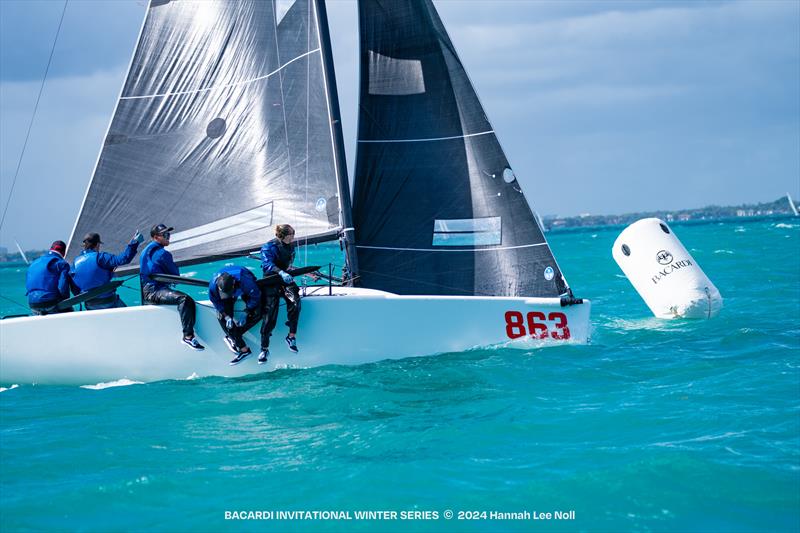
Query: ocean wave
0 384 19 392
81 378 144 390
735 227 746 233
774 223 796 229
714 250 734 254
652 430 750 448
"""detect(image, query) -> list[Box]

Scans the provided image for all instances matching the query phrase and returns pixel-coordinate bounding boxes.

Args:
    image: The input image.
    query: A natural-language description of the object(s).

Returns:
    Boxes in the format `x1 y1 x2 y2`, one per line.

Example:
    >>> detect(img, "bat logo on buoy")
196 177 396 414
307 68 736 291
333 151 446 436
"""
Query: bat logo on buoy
656 250 673 265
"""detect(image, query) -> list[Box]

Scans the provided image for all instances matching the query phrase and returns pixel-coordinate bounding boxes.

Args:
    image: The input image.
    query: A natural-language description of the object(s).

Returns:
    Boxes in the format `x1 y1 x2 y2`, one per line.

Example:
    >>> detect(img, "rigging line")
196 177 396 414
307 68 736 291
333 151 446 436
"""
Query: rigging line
0 293 30 311
0 0 69 232
304 0 311 268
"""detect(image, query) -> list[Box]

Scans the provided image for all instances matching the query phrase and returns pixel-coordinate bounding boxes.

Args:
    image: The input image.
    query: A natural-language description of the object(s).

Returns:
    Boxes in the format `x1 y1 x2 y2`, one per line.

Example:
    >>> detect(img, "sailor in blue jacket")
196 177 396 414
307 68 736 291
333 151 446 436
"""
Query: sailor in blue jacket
259 223 301 362
25 240 78 315
209 266 262 365
71 231 144 310
139 223 204 350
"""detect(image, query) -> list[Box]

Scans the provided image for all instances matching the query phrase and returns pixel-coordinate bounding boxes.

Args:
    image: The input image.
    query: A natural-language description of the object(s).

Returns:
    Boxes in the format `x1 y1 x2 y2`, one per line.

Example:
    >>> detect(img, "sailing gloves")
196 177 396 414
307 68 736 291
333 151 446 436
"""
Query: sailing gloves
225 316 234 330
133 230 145 244
279 270 293 285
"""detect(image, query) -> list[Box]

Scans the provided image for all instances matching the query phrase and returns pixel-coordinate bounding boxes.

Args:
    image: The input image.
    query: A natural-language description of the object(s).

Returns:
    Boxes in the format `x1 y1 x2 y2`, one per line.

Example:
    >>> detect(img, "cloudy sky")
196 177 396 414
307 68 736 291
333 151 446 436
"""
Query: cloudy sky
1 0 798 250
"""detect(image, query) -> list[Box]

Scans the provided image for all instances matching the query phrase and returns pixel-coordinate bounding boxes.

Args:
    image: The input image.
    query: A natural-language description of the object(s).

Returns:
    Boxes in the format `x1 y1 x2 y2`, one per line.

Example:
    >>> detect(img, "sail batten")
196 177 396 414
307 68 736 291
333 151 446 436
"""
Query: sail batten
352 0 569 297
68 0 346 265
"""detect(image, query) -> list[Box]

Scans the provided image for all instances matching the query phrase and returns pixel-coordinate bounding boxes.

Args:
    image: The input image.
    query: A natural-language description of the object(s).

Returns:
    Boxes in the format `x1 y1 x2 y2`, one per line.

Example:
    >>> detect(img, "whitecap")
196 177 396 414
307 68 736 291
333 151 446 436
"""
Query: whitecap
183 271 198 278
81 378 144 390
734 227 746 233
714 249 734 254
591 234 598 238
184 372 200 380
0 384 19 393
774 223 796 229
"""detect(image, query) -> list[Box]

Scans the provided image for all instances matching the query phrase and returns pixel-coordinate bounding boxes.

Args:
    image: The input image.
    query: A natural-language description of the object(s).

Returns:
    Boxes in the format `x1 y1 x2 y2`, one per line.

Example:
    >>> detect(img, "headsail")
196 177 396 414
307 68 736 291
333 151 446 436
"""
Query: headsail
352 0 569 297
68 0 348 267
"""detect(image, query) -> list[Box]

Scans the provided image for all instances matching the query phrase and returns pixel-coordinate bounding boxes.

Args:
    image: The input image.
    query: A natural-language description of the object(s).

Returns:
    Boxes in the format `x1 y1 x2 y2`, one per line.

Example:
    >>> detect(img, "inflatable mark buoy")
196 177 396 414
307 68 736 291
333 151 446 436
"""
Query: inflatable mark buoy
612 218 723 318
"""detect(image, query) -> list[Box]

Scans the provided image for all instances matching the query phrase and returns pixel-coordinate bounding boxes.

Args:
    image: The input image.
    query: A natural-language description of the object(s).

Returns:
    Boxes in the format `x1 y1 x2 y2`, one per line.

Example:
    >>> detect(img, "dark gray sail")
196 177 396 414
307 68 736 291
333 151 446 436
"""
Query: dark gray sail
352 0 569 297
68 0 347 266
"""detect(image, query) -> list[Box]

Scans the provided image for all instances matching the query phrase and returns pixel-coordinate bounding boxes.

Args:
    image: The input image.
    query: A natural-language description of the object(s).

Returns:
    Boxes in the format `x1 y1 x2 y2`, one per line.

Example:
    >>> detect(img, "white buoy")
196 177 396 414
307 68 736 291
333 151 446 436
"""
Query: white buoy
612 218 723 318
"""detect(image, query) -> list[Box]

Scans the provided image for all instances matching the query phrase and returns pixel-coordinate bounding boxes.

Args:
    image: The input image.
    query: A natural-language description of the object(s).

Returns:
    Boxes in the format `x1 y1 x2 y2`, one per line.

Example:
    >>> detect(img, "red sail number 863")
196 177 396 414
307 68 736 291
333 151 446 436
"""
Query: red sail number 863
504 311 570 340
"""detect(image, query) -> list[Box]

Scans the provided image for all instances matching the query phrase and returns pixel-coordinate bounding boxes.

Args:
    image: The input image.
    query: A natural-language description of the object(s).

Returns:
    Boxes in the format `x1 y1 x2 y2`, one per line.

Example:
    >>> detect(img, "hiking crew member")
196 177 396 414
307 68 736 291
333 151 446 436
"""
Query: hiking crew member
139 224 204 350
71 231 144 310
260 224 301 359
25 240 78 315
209 266 262 365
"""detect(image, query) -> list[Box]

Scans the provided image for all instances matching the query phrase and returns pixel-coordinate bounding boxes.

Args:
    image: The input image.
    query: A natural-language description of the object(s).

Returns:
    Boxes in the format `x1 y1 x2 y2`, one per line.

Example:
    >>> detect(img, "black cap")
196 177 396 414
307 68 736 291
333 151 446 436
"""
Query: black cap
82 232 103 246
216 273 236 299
150 223 174 237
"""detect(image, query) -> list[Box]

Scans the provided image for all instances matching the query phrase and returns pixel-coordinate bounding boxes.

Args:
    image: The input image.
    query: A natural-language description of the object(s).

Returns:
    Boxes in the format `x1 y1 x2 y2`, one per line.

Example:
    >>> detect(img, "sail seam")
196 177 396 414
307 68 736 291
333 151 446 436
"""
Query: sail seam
120 48 321 100
357 242 548 252
358 130 494 143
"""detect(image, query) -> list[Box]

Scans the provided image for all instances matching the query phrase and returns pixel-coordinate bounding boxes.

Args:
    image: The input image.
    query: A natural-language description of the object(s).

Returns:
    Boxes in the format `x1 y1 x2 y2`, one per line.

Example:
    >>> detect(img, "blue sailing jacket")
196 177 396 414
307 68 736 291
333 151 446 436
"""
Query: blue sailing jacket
260 238 294 275
25 251 73 305
139 241 179 291
71 241 139 298
208 266 261 314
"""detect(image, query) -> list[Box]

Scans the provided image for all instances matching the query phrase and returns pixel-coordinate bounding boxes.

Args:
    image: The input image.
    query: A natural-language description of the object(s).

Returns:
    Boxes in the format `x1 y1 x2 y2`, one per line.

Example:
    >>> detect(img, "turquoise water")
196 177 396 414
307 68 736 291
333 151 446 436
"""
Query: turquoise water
1 219 798 532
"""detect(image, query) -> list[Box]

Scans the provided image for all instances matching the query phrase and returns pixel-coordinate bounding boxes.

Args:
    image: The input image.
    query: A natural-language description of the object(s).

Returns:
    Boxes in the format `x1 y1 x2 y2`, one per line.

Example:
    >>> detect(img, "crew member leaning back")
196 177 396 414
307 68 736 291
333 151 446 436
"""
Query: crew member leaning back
260 224 301 356
139 224 204 350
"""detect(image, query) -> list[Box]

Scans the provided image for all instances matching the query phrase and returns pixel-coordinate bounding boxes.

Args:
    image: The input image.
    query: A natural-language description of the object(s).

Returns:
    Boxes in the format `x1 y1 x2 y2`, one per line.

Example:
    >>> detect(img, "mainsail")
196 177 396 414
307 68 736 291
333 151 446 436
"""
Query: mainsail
68 0 350 267
352 0 570 297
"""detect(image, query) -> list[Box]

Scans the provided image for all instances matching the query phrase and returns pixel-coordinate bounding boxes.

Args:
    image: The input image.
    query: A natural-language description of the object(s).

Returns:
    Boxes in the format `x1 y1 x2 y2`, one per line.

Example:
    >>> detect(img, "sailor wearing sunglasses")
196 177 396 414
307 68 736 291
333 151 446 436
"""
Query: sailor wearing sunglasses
139 223 204 351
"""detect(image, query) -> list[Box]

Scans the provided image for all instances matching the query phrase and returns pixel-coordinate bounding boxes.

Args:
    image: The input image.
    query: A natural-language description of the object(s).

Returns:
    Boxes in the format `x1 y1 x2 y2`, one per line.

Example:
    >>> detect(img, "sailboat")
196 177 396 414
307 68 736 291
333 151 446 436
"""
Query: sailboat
0 0 591 385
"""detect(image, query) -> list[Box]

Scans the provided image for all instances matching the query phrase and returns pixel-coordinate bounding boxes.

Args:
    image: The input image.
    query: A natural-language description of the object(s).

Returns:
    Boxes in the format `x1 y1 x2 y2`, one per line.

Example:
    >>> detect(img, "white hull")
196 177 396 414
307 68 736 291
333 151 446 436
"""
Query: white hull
0 287 590 385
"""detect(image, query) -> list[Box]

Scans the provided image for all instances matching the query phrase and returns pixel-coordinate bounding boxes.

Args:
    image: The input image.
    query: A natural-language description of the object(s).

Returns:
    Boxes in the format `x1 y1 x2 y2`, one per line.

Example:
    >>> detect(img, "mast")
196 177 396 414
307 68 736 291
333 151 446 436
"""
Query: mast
315 0 359 285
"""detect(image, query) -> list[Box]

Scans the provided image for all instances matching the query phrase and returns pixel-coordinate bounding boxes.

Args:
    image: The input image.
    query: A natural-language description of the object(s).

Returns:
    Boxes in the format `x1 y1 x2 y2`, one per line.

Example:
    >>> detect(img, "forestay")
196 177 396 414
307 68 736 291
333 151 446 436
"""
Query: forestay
68 0 345 266
352 0 570 297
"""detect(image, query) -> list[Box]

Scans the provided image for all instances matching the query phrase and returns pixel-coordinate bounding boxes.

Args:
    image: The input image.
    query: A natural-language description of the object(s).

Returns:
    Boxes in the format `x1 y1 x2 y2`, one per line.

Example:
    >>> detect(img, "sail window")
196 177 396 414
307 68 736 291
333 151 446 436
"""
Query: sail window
622 244 631 256
167 203 274 252
432 217 501 246
368 51 425 96
502 167 516 183
276 0 296 25
206 118 227 139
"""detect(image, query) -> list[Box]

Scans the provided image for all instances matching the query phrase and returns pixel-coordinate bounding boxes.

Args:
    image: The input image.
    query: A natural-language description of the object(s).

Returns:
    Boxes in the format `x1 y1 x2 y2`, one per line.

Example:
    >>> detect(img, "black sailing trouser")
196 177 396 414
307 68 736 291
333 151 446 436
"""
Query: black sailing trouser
29 300 73 316
260 283 301 349
217 304 263 350
143 287 196 338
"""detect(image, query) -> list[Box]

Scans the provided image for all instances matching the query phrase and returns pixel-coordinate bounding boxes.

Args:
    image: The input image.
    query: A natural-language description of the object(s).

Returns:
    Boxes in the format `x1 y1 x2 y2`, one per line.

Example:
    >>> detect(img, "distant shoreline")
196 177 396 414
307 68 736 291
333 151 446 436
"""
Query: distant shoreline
545 212 796 234
542 196 798 232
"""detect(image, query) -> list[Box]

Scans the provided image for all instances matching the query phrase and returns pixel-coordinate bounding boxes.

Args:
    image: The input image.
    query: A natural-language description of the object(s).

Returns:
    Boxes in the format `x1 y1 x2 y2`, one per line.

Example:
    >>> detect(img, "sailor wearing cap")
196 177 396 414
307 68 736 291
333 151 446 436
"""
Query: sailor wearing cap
70 230 144 310
139 224 205 351
25 240 78 315
209 266 263 365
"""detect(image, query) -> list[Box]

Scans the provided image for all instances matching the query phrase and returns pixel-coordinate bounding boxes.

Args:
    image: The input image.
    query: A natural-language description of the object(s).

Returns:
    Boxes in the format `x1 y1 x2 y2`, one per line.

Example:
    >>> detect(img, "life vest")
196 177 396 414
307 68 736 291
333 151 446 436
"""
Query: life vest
72 250 114 298
25 253 66 304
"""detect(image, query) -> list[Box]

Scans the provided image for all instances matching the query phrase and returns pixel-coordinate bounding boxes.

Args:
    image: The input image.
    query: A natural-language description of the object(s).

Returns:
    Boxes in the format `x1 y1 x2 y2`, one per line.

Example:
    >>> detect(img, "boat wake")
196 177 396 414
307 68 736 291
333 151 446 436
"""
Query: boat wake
81 378 144 390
